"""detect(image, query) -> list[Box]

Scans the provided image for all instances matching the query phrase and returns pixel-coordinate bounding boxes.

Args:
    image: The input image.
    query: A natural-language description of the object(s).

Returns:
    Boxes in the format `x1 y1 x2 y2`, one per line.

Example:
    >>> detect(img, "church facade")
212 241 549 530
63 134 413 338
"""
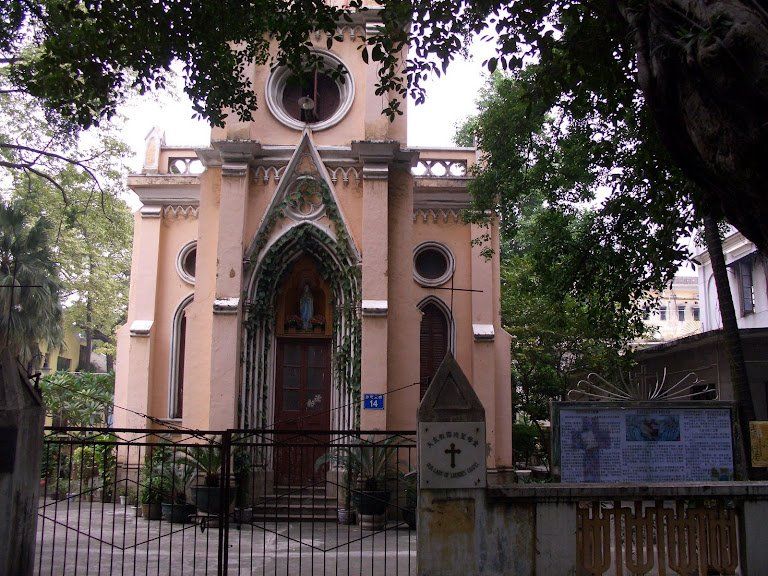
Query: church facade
114 21 513 472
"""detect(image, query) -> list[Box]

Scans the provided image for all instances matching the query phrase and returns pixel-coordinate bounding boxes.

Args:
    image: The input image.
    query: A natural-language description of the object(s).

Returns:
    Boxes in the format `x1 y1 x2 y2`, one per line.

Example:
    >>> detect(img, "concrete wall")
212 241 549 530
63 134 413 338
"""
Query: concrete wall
418 483 768 576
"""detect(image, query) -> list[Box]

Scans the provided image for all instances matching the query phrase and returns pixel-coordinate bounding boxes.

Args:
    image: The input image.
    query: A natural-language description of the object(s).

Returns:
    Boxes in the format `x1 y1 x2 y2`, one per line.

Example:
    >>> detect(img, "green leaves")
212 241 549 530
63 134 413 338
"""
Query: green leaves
39 371 114 426
0 202 64 360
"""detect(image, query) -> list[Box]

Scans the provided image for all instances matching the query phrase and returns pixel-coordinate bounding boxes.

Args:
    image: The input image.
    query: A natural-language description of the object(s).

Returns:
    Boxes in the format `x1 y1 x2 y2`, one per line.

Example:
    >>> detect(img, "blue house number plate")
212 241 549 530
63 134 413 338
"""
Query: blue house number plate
363 394 385 410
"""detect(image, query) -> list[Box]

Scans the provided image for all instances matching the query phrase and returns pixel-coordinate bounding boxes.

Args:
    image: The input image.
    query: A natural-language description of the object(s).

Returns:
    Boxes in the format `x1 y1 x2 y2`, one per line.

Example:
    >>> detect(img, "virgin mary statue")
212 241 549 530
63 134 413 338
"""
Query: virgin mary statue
300 283 313 330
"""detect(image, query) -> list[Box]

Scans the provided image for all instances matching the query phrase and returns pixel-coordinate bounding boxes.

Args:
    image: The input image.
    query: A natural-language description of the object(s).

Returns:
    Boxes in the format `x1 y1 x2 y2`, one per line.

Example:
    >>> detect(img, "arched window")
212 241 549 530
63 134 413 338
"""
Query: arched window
419 300 452 399
169 295 193 419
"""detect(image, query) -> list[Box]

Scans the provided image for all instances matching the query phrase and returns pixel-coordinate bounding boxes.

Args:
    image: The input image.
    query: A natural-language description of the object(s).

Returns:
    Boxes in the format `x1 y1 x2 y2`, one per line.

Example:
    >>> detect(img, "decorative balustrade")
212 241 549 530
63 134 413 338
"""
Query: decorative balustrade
412 158 467 178
167 156 204 175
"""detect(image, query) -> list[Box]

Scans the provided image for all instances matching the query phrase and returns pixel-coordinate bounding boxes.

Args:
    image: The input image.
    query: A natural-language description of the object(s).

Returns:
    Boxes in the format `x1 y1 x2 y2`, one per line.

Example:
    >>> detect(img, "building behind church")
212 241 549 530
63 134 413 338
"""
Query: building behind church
114 16 513 474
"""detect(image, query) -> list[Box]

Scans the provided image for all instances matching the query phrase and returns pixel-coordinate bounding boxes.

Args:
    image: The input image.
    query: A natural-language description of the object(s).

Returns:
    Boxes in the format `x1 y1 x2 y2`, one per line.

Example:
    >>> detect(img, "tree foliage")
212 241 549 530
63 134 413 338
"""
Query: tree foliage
12 161 133 365
6 0 764 252
456 70 700 458
40 371 114 426
0 84 133 364
0 202 63 361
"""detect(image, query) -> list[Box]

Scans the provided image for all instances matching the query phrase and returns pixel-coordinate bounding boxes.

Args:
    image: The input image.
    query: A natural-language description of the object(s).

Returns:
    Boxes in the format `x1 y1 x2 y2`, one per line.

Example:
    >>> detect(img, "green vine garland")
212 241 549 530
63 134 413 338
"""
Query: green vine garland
241 179 361 429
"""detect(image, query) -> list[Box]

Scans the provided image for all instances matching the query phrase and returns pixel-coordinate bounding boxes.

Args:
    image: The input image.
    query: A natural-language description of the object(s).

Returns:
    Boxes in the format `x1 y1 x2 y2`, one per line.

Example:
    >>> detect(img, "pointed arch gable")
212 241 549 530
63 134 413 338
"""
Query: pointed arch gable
246 129 359 263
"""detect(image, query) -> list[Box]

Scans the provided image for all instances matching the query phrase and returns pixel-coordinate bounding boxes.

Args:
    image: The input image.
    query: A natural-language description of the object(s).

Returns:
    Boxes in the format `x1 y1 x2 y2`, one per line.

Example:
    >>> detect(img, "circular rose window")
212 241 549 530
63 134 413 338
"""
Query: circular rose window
265 50 355 131
413 242 455 287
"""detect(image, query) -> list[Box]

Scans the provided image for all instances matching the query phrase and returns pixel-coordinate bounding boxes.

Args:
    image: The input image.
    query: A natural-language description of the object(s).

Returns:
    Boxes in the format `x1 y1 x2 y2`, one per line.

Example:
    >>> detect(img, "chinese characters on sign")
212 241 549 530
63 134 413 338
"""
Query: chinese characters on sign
419 421 486 489
558 406 734 482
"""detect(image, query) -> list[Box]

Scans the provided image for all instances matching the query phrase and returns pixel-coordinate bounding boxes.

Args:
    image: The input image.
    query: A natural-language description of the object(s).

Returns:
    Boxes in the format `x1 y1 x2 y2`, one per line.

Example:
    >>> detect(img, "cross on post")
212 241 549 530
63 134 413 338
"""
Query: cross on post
445 442 461 468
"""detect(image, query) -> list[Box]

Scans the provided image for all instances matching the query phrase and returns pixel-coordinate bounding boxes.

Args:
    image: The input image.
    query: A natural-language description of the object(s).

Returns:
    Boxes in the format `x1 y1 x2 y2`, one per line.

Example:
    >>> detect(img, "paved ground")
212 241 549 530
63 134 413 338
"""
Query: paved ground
35 500 417 575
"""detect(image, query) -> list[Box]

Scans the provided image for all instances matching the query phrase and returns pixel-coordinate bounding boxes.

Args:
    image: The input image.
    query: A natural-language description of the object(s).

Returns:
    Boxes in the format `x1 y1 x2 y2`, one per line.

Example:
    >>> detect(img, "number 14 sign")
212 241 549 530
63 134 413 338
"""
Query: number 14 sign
363 394 385 410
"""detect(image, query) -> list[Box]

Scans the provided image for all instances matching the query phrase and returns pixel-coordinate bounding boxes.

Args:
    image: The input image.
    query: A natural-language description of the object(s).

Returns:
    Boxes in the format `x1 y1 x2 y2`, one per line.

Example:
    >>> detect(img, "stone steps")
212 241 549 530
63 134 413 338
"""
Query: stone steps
247 486 338 523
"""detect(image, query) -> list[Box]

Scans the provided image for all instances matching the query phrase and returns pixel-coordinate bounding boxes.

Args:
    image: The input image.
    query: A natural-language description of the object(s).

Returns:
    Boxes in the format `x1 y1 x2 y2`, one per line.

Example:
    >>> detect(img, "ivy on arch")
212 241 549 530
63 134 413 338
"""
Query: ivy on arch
242 181 361 429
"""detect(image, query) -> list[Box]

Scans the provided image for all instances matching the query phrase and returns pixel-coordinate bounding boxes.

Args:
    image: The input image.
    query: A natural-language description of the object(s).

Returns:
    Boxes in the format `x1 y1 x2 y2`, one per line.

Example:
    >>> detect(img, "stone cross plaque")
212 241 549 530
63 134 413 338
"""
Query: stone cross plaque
419 421 486 488
418 352 487 489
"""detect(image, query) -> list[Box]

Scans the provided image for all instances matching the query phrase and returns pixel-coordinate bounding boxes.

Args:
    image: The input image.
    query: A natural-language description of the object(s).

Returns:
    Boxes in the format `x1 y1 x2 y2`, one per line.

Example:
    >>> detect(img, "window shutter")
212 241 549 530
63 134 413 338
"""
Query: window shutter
420 303 448 399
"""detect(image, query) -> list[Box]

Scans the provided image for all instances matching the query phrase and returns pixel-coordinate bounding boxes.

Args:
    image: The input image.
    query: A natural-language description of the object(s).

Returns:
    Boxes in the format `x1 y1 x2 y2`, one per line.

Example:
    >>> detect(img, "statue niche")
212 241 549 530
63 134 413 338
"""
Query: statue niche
276 255 333 338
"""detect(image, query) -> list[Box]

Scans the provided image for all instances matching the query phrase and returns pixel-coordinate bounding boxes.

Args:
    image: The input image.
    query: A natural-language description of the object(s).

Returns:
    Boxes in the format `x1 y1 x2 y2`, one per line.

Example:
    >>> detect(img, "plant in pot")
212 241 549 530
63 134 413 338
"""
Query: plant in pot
158 455 197 523
140 475 167 520
318 435 400 529
180 442 234 515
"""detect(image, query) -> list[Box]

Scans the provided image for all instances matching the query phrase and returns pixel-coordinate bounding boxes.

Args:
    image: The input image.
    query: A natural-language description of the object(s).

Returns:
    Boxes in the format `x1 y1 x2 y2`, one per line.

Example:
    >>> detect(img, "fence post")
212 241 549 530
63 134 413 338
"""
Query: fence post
417 353 487 576
218 430 232 576
0 350 45 576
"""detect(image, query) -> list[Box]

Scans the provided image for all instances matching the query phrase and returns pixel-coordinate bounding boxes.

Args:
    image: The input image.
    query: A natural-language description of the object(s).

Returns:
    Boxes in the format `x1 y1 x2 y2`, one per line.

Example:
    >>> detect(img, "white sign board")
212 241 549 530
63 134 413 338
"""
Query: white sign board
557 406 734 483
418 421 486 489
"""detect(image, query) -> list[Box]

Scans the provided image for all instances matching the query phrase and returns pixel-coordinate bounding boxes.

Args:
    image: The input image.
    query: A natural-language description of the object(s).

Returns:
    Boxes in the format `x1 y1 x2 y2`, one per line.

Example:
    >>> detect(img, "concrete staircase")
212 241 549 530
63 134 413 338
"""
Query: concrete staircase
250 486 338 522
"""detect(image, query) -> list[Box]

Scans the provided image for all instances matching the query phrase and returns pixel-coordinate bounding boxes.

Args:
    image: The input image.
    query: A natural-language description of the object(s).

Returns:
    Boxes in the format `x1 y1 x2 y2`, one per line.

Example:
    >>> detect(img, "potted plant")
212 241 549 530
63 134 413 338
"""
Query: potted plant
140 476 167 520
151 446 197 523
316 435 400 528
181 442 234 515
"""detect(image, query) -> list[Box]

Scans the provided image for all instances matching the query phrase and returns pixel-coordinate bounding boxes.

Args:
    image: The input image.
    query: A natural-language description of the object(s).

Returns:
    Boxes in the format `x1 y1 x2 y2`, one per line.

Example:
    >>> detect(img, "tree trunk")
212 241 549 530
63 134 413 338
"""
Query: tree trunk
702 215 756 478
83 247 94 372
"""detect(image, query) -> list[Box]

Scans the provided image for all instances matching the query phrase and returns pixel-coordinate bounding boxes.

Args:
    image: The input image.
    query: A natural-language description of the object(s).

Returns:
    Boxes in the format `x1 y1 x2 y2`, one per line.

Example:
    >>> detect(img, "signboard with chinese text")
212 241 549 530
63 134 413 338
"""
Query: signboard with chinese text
552 402 738 483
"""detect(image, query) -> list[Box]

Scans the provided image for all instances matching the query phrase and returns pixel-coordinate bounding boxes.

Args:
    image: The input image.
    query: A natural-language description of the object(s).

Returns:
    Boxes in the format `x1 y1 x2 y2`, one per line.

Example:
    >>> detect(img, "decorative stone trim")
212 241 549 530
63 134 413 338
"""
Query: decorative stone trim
473 324 495 342
265 49 355 132
222 163 248 178
413 209 462 223
413 242 455 287
176 241 197 284
362 300 388 317
168 156 205 175
362 163 389 180
412 159 468 178
213 297 240 314
329 166 360 184
253 165 287 183
129 320 153 337
164 205 199 219
139 206 162 219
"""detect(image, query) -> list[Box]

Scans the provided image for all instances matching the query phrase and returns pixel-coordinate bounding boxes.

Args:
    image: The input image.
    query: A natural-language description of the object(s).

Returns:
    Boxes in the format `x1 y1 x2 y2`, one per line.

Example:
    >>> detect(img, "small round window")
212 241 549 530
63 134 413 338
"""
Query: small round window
413 243 455 287
177 241 197 284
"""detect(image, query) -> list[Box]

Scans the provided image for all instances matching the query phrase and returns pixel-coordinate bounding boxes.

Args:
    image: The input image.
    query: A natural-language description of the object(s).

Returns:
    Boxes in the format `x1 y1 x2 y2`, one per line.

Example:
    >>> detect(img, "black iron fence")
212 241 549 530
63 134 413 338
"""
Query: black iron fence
36 427 417 575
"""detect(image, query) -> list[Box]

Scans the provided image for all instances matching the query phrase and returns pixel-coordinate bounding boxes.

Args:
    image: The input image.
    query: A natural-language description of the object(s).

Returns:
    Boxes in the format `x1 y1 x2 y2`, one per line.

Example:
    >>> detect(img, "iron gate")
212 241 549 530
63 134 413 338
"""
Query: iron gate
35 427 417 575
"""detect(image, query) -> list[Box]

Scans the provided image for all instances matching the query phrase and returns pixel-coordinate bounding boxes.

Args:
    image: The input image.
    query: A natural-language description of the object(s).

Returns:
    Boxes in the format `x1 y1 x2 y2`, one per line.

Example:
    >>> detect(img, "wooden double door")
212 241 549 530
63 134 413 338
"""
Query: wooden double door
273 338 331 486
